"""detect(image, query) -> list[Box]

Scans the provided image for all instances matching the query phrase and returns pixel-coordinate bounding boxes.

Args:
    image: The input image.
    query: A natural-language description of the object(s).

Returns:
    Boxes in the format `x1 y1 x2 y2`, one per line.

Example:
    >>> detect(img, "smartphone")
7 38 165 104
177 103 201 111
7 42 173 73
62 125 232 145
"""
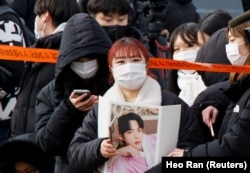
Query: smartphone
73 89 91 100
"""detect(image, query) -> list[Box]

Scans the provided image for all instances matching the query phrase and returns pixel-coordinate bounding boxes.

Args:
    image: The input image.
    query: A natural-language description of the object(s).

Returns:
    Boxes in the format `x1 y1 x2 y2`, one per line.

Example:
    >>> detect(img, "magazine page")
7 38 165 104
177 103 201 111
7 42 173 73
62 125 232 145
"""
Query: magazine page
97 96 181 173
98 96 112 137
155 104 181 163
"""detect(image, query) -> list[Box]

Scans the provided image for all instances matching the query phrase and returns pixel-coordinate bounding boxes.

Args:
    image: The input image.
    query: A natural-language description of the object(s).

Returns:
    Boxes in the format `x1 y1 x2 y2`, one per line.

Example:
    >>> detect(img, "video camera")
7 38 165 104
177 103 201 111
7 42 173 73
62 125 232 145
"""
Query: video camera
137 0 170 40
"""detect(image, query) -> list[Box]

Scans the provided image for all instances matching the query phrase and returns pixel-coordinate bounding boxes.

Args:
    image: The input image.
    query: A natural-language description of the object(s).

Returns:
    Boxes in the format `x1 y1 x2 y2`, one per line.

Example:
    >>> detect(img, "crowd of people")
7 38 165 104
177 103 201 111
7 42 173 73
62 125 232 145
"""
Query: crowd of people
1 0 250 173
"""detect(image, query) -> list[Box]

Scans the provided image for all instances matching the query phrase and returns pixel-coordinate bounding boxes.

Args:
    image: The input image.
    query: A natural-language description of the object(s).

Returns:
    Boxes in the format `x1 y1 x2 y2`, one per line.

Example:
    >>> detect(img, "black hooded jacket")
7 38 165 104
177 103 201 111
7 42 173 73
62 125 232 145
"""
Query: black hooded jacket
35 13 112 173
10 32 62 138
0 4 27 135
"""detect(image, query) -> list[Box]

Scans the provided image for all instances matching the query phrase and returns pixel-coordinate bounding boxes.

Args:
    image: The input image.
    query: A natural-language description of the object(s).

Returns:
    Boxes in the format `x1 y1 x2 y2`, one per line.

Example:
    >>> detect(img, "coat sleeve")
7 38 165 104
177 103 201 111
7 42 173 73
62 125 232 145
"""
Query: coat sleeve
191 81 230 141
177 98 205 149
68 105 108 171
35 83 86 155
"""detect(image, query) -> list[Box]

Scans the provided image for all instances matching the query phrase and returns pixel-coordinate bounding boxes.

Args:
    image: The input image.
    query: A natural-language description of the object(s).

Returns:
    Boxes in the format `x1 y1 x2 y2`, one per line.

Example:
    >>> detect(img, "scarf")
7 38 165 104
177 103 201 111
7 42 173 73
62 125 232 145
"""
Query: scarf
177 71 207 106
104 76 162 105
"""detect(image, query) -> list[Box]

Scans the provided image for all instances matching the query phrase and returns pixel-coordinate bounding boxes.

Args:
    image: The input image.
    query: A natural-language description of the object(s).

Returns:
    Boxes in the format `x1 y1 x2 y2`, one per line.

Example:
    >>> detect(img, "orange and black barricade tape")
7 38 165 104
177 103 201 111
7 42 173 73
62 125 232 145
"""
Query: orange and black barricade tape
1 45 250 73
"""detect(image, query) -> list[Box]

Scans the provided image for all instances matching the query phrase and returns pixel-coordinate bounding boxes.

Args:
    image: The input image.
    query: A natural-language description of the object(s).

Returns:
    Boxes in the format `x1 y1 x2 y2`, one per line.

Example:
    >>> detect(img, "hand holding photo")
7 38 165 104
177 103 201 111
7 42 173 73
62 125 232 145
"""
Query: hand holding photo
109 117 119 149
97 96 181 173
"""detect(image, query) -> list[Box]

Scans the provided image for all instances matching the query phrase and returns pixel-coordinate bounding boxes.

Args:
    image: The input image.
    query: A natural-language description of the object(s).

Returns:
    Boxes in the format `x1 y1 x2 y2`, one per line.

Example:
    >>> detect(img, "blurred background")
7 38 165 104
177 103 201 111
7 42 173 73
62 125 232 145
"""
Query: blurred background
192 0 244 17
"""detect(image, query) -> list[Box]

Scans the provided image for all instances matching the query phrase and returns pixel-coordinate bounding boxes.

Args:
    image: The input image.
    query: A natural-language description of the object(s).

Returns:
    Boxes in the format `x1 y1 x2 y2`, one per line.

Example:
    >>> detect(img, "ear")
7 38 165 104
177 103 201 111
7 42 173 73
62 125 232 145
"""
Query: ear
42 11 50 23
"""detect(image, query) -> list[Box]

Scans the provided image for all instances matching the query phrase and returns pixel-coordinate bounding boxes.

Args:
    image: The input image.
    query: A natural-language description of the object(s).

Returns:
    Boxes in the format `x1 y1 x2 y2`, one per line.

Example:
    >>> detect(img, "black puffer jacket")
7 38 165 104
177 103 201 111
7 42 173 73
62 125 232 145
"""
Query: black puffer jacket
35 13 112 173
195 28 231 86
68 90 204 172
10 32 62 137
186 75 250 156
191 81 231 142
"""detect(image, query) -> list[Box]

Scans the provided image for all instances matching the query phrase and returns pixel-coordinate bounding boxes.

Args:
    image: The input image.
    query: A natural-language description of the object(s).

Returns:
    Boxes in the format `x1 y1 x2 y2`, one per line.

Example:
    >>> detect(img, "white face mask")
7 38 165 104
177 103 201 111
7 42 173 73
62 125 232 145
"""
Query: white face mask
71 59 98 79
173 49 199 62
225 43 248 65
34 15 46 39
173 49 199 74
112 63 147 90
34 22 45 39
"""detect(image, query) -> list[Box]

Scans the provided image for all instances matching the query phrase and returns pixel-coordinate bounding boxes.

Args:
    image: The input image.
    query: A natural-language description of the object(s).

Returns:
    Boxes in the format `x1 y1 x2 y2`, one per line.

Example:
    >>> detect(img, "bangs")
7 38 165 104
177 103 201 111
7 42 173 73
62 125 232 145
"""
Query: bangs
108 37 149 64
114 44 143 59
230 21 250 37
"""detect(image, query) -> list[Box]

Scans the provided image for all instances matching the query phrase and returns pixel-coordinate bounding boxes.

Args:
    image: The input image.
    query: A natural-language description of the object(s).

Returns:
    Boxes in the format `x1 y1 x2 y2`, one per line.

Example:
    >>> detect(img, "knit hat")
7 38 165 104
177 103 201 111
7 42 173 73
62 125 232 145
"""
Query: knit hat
228 10 250 27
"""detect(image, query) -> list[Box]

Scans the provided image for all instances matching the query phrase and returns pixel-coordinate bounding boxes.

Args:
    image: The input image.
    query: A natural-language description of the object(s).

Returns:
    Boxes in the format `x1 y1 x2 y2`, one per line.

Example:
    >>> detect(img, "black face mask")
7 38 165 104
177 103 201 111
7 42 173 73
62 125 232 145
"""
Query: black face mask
102 25 128 42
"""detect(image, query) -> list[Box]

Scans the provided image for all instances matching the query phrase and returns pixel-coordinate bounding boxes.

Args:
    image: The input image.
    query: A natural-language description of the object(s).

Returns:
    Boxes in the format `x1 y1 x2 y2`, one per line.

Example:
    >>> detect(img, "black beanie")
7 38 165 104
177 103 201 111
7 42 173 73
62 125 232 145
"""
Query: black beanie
228 10 250 27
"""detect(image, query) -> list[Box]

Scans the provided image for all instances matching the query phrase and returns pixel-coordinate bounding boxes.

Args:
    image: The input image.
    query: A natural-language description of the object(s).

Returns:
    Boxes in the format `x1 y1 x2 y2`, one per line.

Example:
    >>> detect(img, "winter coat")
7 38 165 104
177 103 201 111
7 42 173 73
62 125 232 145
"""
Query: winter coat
10 32 62 137
191 81 231 142
195 28 231 86
35 13 112 173
68 89 204 172
186 75 250 156
0 4 27 143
